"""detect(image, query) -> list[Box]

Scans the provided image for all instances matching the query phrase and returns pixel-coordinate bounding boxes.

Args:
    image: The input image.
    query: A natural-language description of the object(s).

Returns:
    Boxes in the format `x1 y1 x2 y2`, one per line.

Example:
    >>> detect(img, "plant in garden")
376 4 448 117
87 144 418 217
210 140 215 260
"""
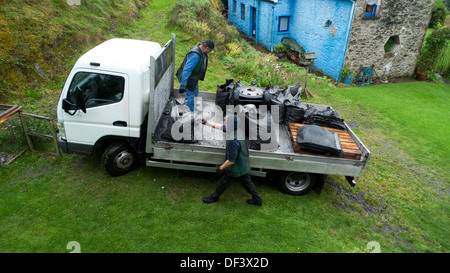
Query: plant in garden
339 66 354 83
166 0 239 54
429 0 448 29
416 27 450 76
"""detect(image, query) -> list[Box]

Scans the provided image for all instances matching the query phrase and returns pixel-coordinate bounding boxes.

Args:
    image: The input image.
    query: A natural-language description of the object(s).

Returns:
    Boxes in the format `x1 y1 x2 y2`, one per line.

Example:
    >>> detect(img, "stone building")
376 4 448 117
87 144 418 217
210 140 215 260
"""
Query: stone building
345 0 435 79
228 0 436 81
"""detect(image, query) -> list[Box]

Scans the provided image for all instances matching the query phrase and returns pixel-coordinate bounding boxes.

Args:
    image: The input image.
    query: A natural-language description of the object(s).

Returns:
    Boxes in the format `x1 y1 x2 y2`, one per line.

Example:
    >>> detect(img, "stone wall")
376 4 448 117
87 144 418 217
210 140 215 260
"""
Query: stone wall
345 0 436 79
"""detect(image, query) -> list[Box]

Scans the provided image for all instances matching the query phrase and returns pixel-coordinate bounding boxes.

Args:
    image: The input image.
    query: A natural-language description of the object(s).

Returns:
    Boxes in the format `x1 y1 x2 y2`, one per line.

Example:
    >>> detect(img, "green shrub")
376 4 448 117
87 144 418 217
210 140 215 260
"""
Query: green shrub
166 0 239 53
429 0 448 28
417 27 450 74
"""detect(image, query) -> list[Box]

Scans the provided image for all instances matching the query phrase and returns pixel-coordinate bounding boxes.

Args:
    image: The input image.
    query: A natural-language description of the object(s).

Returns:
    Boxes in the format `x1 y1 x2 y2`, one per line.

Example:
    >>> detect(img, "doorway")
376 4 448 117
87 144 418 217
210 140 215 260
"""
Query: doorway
251 7 256 38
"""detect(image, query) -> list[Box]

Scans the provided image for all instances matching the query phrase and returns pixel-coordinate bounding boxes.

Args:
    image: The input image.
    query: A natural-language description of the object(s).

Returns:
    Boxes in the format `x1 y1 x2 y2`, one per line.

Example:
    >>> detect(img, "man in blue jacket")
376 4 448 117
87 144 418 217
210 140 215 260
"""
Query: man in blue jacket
176 40 216 112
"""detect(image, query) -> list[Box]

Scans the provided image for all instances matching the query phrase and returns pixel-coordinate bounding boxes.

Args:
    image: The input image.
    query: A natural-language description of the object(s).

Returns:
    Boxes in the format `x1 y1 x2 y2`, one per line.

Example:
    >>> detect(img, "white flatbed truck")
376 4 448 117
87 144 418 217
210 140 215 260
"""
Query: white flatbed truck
57 34 370 195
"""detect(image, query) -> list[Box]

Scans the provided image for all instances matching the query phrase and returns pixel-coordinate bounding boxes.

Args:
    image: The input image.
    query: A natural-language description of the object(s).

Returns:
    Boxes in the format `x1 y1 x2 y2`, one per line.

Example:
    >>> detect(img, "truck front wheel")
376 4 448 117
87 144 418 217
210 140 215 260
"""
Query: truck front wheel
102 142 136 176
277 171 318 195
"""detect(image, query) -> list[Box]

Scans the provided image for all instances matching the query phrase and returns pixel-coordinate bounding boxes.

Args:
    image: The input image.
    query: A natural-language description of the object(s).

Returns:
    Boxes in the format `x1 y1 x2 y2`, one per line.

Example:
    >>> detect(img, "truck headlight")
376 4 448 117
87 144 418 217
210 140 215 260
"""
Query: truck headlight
57 122 66 140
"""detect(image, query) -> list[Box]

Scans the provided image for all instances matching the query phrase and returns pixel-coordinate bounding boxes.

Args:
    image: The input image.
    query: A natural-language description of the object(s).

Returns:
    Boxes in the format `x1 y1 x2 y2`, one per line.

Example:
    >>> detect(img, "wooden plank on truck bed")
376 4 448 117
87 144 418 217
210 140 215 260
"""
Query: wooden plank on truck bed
288 123 362 160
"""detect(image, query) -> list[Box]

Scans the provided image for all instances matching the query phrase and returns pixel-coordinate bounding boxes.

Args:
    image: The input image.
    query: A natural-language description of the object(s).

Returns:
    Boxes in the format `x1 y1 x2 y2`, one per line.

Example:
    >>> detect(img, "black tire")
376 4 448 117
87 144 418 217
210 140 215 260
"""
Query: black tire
277 171 318 195
102 142 136 176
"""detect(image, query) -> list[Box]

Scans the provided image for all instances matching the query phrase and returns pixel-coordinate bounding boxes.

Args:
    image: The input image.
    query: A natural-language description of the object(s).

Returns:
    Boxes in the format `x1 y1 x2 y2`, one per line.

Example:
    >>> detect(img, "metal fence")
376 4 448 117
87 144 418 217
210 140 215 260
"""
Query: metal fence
0 104 60 167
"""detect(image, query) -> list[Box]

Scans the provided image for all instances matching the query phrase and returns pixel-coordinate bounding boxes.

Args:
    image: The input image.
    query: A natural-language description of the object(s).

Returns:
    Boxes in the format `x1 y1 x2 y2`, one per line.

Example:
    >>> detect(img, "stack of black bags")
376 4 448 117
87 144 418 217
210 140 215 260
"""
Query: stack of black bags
214 80 346 154
303 104 346 130
267 84 345 130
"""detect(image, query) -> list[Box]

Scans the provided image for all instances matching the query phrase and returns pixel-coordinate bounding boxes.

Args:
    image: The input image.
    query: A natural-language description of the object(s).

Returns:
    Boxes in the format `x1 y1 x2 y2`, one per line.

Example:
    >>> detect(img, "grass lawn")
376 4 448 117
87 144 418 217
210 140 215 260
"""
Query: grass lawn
0 0 448 254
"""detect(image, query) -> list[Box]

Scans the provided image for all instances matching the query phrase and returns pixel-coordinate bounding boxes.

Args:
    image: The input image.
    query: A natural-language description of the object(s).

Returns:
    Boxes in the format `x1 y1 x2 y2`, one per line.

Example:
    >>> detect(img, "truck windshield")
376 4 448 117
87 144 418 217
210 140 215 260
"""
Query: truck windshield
67 72 125 109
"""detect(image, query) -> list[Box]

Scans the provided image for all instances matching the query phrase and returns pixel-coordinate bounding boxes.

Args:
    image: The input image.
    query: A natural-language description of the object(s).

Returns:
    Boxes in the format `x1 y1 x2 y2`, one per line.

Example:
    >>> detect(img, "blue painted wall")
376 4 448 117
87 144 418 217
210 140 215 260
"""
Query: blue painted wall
228 0 355 80
289 0 354 80
228 0 276 50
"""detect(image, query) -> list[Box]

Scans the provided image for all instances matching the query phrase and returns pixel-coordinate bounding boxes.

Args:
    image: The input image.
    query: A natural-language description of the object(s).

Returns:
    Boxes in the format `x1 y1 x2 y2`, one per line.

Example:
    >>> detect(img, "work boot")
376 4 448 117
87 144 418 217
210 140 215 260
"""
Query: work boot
246 199 262 206
202 195 218 203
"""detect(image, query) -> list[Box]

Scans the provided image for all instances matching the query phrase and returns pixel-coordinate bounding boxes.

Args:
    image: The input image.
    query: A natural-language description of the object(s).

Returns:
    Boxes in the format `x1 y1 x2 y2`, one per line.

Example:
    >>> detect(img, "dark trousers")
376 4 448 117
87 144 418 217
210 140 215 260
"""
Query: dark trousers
211 173 262 204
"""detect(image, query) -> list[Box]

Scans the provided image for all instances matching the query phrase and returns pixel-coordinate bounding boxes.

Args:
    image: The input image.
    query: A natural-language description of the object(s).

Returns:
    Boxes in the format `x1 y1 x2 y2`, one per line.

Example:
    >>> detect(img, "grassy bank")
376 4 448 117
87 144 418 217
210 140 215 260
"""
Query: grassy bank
0 0 150 102
0 0 448 253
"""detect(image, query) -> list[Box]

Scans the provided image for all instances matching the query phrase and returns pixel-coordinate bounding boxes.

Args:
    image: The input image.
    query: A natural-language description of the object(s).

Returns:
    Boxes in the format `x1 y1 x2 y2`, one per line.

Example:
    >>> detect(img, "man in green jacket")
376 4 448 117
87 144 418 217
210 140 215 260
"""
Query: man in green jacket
200 115 263 206
176 40 216 112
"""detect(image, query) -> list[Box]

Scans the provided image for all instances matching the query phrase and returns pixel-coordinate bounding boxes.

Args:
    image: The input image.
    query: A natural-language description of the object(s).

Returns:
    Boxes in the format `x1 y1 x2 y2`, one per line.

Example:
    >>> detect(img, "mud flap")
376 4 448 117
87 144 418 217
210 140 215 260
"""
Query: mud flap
346 176 356 187
314 174 325 194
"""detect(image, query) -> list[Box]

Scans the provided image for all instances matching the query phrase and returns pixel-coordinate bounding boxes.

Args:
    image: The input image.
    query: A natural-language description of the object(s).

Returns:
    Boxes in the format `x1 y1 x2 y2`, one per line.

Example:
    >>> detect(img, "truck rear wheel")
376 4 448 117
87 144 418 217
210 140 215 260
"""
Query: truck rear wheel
277 171 318 195
102 142 136 176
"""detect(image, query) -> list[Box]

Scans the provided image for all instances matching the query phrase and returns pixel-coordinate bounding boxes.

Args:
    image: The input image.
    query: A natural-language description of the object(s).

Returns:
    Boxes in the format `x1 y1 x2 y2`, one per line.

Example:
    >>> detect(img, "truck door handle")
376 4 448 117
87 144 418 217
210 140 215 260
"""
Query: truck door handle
113 120 127 127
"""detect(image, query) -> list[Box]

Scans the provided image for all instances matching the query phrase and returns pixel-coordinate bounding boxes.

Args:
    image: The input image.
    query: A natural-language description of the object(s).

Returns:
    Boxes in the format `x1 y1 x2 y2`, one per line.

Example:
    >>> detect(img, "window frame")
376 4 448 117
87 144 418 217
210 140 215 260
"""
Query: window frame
384 35 400 57
278 16 290 32
66 71 126 110
362 0 382 19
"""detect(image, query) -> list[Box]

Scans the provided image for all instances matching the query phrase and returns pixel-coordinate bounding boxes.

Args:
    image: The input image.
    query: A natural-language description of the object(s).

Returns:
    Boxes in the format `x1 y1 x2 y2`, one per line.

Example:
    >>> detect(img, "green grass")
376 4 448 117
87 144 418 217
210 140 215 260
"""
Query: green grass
309 81 450 253
0 0 449 253
314 82 450 166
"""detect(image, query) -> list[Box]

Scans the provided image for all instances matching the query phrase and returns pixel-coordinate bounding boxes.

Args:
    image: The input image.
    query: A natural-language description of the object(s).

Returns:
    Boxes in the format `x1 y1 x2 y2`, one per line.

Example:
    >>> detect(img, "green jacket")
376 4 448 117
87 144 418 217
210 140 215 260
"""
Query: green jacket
225 139 251 178
176 44 208 91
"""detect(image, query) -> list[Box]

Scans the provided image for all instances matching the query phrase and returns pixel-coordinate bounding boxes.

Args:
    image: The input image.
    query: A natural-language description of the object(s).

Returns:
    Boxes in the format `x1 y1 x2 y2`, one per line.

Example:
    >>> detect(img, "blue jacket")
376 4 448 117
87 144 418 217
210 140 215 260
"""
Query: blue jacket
176 44 207 91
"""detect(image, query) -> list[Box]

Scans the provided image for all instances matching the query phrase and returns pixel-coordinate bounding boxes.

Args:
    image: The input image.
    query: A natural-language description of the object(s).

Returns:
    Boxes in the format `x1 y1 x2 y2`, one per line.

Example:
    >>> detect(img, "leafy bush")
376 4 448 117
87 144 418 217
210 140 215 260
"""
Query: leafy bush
166 0 239 53
339 66 354 82
273 43 287 52
222 49 307 88
417 27 450 74
429 0 448 28
224 42 242 57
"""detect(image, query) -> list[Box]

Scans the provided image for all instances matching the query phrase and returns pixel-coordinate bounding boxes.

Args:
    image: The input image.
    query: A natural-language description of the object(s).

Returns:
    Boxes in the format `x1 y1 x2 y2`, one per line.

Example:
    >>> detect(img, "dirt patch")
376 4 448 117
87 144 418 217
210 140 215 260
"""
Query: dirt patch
331 182 390 215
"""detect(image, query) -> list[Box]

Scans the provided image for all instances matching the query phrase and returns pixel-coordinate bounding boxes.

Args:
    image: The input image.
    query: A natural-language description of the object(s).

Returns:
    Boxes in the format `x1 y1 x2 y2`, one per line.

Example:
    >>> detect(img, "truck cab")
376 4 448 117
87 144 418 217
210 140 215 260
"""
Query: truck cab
57 38 161 156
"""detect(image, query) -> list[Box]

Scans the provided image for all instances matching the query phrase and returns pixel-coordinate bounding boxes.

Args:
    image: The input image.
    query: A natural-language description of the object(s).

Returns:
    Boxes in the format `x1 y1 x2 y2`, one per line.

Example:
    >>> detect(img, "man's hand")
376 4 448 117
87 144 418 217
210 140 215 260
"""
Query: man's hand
201 118 208 125
215 167 223 175
179 85 187 93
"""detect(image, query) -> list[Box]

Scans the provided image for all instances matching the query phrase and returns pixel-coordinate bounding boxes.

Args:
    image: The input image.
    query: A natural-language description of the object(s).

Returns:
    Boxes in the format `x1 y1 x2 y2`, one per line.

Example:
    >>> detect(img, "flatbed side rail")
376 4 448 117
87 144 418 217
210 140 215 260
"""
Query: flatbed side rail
150 140 367 177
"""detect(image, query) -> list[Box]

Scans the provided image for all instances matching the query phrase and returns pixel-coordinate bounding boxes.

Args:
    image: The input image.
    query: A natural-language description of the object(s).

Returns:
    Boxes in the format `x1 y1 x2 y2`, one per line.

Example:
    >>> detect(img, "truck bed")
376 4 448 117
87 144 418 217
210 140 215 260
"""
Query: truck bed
149 91 370 178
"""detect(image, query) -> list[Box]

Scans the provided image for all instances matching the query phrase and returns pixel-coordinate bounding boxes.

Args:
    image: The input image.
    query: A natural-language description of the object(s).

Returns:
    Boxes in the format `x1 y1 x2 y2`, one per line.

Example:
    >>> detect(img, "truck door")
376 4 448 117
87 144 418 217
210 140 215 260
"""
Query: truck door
61 70 129 152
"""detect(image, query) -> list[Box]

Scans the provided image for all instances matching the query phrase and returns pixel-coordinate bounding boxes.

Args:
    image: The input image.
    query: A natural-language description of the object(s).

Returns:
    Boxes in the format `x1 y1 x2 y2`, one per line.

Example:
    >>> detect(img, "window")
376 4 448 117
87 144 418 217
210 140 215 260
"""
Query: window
278 16 290 32
233 0 236 14
67 72 125 109
241 4 245 20
363 0 381 18
384 35 400 56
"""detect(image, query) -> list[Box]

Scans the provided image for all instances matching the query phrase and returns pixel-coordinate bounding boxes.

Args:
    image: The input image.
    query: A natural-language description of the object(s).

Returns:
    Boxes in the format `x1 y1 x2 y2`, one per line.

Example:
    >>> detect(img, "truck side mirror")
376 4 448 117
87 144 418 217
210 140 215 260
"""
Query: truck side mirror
62 99 76 113
75 86 86 114
62 87 87 115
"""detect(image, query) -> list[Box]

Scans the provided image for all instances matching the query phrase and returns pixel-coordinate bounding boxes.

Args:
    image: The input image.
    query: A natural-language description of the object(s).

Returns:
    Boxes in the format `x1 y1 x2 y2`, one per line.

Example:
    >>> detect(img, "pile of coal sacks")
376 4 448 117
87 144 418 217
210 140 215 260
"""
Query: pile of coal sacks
216 79 345 130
